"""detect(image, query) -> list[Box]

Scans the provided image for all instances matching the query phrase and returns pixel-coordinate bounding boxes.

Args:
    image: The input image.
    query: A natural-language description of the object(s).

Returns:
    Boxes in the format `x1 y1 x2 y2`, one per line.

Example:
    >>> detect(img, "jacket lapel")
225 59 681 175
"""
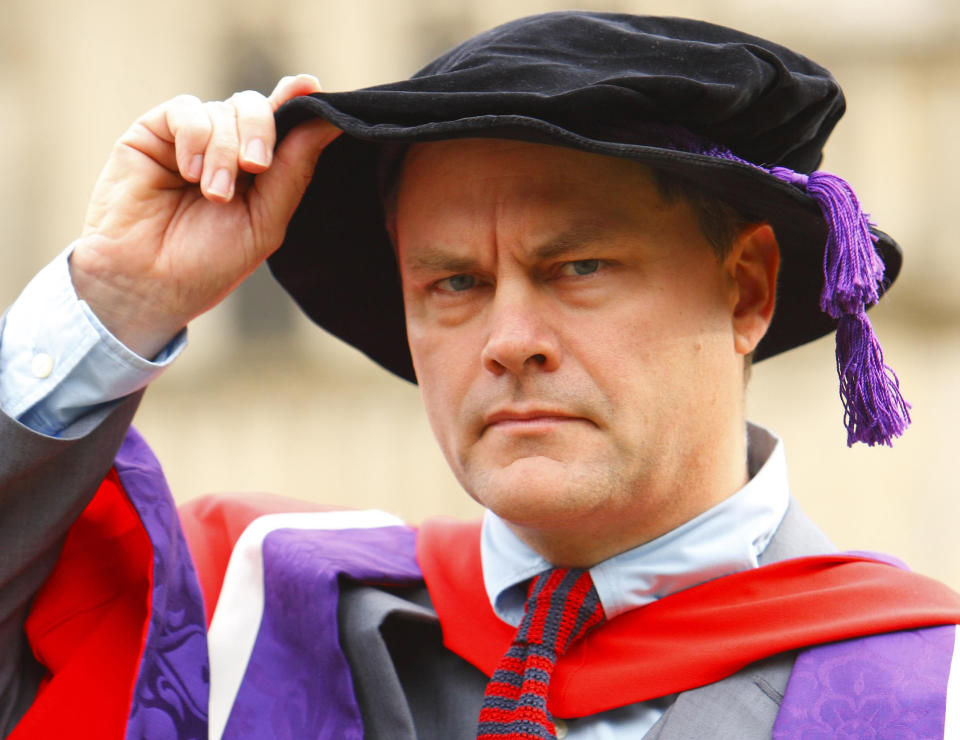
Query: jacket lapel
644 652 796 739
339 583 488 739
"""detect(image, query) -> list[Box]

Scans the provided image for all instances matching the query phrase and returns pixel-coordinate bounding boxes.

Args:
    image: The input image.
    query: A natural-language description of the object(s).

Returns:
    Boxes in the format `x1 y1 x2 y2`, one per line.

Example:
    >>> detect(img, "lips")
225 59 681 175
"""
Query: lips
482 408 587 432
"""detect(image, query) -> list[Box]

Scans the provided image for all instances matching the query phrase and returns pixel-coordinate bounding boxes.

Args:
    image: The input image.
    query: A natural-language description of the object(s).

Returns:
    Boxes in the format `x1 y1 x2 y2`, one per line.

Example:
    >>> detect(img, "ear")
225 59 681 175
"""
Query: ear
726 223 779 356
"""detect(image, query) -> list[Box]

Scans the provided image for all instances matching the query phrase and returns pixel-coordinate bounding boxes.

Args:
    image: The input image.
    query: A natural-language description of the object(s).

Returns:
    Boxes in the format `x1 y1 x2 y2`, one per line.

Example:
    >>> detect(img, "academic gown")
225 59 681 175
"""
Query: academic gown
3 412 960 739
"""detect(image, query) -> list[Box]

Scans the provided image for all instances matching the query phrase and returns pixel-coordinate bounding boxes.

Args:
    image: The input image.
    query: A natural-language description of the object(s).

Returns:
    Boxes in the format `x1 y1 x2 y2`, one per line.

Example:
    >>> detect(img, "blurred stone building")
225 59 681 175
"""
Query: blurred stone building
2 0 958 588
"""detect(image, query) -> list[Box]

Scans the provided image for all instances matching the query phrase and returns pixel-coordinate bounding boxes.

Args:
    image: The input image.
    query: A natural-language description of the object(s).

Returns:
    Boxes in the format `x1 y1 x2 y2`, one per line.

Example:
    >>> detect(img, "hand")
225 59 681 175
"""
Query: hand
70 75 341 359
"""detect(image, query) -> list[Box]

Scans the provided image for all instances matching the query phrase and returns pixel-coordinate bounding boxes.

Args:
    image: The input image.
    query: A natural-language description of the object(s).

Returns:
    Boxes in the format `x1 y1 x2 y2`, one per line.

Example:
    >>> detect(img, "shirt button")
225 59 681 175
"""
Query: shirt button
554 718 568 738
31 352 54 379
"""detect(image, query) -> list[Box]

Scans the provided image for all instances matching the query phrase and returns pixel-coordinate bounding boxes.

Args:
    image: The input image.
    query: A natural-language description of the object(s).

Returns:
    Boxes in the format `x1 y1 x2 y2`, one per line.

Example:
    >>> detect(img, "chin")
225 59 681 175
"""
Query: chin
463 455 612 529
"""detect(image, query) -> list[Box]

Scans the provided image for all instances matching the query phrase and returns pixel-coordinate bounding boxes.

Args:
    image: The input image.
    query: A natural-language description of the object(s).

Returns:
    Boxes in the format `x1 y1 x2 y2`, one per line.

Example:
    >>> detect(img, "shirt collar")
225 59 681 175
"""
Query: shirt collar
480 422 790 625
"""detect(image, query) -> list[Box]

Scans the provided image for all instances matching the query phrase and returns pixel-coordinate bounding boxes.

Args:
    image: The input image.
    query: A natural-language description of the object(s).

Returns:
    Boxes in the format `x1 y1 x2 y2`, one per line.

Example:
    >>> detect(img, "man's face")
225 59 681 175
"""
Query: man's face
395 139 760 563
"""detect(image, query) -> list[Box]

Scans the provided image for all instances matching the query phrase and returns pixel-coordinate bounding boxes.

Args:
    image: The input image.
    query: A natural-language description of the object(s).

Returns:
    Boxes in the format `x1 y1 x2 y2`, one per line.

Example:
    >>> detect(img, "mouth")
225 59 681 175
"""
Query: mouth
482 408 589 434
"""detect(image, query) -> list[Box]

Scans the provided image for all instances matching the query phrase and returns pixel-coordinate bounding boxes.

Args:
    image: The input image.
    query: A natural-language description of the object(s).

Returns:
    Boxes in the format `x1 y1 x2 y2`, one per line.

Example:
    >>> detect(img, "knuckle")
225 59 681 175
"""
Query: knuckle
206 133 237 156
171 93 202 107
193 111 213 133
205 123 241 156
173 110 211 144
205 99 234 118
227 89 265 107
184 106 212 130
232 92 272 122
202 102 240 142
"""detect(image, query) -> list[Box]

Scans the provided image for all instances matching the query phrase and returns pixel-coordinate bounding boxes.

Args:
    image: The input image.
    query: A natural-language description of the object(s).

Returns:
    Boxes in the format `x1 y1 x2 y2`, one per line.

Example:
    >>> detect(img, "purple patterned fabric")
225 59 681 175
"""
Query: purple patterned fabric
773 622 956 738
221 526 422 739
114 428 210 740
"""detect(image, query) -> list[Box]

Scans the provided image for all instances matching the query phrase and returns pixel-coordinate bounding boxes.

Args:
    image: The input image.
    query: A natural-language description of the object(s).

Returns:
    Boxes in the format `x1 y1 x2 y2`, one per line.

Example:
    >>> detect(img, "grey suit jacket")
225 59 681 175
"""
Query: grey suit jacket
0 399 834 738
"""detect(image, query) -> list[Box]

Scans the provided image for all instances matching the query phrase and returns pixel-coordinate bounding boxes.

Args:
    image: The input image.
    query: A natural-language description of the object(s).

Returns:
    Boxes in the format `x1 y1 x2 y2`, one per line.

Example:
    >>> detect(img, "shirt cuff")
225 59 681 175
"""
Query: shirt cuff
0 245 186 435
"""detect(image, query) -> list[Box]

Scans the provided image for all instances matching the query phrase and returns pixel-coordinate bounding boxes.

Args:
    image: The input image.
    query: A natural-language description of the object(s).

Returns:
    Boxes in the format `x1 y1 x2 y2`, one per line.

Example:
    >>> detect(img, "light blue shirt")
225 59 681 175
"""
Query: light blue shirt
1 250 793 738
0 246 184 436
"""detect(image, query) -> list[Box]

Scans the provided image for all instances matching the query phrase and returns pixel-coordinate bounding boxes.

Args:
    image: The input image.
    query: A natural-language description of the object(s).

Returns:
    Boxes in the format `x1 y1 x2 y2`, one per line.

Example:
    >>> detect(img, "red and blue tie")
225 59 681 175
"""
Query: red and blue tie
477 568 606 739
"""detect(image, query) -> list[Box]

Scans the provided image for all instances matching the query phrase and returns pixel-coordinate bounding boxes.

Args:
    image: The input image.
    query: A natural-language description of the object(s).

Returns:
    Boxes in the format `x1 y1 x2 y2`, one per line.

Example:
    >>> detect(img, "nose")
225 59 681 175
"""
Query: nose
481 285 561 376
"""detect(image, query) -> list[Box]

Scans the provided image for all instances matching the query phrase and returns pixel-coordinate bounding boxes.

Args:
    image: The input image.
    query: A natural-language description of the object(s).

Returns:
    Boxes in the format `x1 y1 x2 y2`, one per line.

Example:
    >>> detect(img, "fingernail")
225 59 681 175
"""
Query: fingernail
244 138 269 167
209 168 233 199
187 154 203 181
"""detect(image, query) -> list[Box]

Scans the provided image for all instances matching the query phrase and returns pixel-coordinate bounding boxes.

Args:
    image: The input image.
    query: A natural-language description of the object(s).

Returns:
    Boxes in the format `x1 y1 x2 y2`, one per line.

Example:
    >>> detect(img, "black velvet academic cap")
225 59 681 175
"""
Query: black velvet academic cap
268 11 902 384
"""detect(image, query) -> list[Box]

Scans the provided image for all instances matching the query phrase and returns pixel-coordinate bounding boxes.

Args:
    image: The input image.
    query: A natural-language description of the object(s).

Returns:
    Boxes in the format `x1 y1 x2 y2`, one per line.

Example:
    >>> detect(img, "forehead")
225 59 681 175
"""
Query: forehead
397 138 660 195
392 139 674 244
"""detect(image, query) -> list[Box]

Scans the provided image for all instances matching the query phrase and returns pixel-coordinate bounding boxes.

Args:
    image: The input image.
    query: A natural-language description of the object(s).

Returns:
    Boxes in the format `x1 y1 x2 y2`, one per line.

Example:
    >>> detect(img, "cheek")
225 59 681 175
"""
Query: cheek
408 321 474 451
414 370 466 481
634 266 732 354
566 277 729 408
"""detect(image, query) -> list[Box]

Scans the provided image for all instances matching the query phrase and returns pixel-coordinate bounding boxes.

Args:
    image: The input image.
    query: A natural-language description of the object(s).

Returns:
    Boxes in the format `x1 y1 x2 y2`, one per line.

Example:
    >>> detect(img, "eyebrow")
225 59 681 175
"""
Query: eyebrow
403 250 479 274
402 220 613 274
529 221 610 261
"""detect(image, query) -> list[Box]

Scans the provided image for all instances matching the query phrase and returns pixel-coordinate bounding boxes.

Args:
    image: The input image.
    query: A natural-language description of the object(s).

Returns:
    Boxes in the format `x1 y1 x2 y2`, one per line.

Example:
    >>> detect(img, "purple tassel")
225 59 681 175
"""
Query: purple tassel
662 129 911 446
769 169 886 318
767 167 910 446
835 312 911 446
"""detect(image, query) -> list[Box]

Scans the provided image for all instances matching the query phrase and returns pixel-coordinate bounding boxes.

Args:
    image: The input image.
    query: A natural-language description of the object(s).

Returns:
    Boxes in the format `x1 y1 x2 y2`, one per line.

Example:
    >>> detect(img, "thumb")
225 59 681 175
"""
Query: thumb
248 118 342 250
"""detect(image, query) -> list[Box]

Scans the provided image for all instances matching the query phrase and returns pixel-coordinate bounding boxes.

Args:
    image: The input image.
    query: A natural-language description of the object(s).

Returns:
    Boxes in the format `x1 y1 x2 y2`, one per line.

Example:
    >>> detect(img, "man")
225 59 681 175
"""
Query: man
0 11 957 740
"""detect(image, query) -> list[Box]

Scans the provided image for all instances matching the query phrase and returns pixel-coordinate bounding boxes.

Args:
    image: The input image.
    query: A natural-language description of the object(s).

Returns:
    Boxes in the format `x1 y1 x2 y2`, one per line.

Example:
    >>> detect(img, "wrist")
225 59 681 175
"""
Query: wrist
69 237 186 360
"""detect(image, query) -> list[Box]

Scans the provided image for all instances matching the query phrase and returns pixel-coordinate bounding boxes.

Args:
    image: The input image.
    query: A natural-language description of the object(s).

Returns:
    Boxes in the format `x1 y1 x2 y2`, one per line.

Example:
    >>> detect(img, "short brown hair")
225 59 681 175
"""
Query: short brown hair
649 169 754 260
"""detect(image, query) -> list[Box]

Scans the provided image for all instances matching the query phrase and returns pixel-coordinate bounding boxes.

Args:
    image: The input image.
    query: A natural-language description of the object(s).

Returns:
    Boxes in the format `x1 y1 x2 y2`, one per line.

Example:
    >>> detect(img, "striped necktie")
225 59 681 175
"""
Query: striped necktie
476 568 606 739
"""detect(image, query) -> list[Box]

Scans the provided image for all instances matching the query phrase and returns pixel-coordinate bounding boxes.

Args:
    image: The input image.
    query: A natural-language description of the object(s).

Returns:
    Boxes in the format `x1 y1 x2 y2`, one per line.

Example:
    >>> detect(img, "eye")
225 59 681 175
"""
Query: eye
559 259 601 277
435 273 477 293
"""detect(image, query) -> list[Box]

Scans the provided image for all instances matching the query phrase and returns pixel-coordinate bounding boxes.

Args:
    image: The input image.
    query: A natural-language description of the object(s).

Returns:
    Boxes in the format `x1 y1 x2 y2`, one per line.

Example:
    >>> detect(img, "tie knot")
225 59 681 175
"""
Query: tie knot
517 568 605 656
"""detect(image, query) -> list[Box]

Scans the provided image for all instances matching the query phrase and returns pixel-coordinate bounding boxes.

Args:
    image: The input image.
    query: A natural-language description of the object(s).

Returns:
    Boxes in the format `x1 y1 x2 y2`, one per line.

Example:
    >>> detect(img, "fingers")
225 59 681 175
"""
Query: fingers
164 95 210 182
267 74 322 112
136 75 323 204
166 90 274 203
228 89 275 173
199 101 241 201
